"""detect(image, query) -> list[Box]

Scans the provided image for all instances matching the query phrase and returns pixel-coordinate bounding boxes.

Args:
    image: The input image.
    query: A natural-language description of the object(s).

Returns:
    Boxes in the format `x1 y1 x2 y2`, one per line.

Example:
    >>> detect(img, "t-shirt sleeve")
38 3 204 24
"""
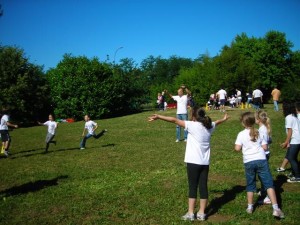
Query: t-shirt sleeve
235 132 242 146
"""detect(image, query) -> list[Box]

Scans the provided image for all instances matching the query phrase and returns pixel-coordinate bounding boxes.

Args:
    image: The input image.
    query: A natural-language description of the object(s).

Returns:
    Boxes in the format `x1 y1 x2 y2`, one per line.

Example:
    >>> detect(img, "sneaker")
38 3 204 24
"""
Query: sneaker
276 167 285 172
287 173 294 178
263 196 271 204
273 209 284 219
196 213 206 221
104 129 108 133
181 213 194 221
184 139 187 142
80 147 85 150
175 139 179 143
287 177 300 183
4 150 9 157
246 208 253 214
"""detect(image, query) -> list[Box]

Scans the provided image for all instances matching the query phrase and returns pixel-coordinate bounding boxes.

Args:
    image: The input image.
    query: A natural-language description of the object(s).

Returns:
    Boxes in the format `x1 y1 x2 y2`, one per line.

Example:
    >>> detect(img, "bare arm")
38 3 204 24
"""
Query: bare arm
148 114 185 128
185 88 191 97
280 128 292 149
93 124 98 132
235 144 241 151
214 113 230 126
82 128 86 137
165 90 173 98
7 121 18 128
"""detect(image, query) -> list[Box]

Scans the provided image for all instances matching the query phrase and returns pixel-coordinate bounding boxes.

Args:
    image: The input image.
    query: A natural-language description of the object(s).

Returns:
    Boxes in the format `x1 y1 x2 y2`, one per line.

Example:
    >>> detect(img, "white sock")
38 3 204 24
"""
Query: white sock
272 204 279 210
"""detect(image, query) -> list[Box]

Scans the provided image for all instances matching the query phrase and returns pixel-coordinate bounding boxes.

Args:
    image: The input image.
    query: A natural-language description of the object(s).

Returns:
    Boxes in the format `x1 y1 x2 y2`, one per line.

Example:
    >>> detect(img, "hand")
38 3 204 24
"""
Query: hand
280 142 289 149
223 113 230 120
15 125 18 128
148 114 159 122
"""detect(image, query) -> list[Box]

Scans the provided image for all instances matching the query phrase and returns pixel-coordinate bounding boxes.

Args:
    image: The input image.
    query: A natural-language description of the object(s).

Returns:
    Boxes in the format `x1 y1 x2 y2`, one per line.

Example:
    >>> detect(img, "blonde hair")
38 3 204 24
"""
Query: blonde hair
240 112 259 142
255 110 271 135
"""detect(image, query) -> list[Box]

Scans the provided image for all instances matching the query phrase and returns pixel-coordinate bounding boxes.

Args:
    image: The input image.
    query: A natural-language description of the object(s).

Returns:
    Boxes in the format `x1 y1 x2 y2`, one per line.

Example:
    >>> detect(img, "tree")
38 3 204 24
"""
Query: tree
0 45 50 122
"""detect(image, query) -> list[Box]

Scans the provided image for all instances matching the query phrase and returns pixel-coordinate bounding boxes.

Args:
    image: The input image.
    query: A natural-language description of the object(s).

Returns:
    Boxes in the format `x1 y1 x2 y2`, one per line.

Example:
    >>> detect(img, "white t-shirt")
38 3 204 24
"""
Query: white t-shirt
235 128 267 163
285 114 300 144
258 125 270 155
184 121 216 165
172 95 188 114
217 89 227 100
0 115 9 130
85 120 97 135
252 89 263 98
44 121 57 135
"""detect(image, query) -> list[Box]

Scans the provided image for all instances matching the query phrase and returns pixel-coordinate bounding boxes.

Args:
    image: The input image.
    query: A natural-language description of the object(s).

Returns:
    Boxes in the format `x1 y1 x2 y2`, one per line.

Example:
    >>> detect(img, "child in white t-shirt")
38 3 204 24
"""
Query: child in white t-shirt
38 114 57 153
149 107 229 221
80 115 107 150
235 112 284 218
255 110 272 204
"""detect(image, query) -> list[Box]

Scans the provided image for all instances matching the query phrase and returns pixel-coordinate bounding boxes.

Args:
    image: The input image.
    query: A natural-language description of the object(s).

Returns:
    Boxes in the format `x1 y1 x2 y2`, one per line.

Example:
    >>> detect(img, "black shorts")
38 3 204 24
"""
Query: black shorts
0 130 10 142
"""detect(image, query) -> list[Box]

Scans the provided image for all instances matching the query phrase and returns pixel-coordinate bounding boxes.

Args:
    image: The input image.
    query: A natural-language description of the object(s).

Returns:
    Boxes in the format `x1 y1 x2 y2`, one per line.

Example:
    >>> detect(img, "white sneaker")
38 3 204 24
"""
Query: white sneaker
246 207 253 214
196 213 206 221
263 196 271 204
80 147 85 150
175 139 179 143
181 213 194 221
273 209 284 218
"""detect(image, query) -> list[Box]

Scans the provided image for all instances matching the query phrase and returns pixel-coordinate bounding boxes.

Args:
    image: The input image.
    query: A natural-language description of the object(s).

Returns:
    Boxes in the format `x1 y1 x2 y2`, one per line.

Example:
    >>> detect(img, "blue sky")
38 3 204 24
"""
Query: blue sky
0 0 299 71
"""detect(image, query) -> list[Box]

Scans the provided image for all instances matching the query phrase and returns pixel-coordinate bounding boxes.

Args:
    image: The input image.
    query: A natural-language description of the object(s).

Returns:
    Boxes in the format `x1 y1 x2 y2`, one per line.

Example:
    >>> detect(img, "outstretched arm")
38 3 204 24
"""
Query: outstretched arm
7 121 18 128
214 113 230 126
148 114 185 128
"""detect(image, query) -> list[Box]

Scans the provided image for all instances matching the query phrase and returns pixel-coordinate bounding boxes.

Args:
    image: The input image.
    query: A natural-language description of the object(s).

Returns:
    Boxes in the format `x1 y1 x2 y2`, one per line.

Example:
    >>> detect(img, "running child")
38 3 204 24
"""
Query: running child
80 115 107 150
149 107 229 221
235 112 284 218
38 114 57 153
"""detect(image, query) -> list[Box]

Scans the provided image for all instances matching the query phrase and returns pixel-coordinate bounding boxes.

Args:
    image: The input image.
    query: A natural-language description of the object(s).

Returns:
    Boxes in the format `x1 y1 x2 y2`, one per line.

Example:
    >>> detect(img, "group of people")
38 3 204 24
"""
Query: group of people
149 84 299 221
0 110 107 157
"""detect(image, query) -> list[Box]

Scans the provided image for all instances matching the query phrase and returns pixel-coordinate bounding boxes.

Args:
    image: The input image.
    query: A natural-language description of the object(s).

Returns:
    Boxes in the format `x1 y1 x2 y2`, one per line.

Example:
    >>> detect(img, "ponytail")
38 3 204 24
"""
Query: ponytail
192 107 212 129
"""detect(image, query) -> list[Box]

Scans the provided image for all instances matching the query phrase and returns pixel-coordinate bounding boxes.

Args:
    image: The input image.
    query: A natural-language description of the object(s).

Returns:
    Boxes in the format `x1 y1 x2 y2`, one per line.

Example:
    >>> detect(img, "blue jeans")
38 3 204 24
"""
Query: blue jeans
286 144 300 178
80 130 106 148
244 160 274 192
176 114 188 140
273 100 279 111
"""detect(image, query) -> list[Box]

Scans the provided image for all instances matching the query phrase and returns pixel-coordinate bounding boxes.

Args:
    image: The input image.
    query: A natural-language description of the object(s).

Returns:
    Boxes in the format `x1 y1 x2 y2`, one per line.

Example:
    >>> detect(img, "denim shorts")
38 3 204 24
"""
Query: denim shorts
244 160 274 192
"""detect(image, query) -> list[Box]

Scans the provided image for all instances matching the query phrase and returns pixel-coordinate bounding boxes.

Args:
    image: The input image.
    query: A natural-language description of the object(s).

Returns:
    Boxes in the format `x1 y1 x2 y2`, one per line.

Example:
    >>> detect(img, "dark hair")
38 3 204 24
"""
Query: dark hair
192 107 212 129
282 102 297 117
295 102 300 112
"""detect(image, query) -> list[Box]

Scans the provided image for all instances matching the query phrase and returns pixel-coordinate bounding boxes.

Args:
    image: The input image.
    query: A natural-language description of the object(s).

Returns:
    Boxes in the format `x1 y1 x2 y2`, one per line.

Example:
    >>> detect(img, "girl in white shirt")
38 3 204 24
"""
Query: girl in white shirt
235 112 284 218
149 107 229 221
38 114 57 153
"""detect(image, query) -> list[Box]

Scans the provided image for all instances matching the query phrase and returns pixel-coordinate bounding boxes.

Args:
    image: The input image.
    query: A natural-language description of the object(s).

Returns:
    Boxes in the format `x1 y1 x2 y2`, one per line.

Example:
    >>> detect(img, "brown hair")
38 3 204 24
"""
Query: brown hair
240 112 258 142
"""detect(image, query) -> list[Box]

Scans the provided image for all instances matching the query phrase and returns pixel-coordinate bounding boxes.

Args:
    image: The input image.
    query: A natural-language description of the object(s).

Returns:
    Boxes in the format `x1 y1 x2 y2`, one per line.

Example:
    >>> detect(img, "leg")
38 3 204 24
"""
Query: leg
176 114 183 141
80 134 92 148
181 114 188 140
286 144 300 178
94 129 107 139
197 165 209 215
186 163 201 214
45 133 55 152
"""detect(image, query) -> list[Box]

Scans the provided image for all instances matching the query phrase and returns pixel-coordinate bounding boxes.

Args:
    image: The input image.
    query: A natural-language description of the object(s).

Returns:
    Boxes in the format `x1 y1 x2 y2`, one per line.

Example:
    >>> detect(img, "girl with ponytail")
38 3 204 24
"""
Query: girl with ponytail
148 106 229 221
235 112 284 218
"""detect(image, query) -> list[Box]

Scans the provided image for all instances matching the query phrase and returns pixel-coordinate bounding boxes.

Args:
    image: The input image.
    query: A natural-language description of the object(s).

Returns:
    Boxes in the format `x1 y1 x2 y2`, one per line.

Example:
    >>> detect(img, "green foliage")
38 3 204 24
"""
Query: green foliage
0 45 50 122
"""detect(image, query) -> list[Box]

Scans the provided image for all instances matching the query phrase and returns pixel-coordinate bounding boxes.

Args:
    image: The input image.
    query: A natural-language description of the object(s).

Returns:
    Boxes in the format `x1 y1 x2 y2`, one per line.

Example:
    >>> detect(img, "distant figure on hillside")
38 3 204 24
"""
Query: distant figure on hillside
252 88 263 110
148 107 229 221
80 115 107 150
0 108 18 157
236 89 242 107
217 88 227 112
38 114 58 153
271 87 281 112
165 85 191 142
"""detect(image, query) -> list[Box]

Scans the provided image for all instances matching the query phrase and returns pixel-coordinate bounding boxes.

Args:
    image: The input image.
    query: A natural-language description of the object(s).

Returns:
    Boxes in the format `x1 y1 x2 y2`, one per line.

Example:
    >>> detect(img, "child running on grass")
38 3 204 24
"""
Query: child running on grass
38 114 57 153
255 110 272 204
80 115 107 150
235 112 284 218
148 107 229 221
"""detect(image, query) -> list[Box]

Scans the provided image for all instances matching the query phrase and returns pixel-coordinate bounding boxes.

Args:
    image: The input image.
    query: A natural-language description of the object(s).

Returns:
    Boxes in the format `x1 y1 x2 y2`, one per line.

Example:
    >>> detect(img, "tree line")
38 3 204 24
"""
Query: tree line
1 30 299 122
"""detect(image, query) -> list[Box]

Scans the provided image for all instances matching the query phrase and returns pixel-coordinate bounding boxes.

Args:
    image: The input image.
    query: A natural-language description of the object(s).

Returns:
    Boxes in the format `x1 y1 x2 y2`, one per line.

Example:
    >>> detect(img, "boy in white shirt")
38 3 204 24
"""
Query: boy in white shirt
80 115 107 150
38 114 57 153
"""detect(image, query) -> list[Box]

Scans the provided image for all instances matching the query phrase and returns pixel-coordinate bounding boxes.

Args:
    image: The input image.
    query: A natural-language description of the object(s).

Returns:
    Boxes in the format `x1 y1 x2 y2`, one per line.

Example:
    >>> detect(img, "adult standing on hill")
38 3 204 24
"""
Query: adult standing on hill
0 109 18 157
166 85 191 142
252 88 263 110
236 89 242 107
217 88 227 112
271 87 281 111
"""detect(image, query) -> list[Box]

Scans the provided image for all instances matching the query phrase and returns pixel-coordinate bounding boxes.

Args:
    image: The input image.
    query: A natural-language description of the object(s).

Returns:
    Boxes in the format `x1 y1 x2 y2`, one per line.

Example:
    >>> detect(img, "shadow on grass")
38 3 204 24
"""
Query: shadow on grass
0 175 68 197
206 185 245 217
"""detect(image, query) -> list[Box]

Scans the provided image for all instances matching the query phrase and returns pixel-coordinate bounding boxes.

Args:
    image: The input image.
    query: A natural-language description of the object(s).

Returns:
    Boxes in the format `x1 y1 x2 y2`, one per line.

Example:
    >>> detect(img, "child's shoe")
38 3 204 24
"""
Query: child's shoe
181 213 194 221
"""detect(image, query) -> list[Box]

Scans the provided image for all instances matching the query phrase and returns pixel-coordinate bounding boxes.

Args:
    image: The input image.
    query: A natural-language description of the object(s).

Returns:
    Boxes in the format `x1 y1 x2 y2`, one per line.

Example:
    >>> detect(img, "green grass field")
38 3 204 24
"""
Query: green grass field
0 104 299 225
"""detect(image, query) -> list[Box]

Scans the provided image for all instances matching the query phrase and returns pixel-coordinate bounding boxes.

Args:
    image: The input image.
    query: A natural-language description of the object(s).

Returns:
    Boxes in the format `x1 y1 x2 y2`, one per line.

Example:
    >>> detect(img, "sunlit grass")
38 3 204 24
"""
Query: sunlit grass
0 104 299 224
